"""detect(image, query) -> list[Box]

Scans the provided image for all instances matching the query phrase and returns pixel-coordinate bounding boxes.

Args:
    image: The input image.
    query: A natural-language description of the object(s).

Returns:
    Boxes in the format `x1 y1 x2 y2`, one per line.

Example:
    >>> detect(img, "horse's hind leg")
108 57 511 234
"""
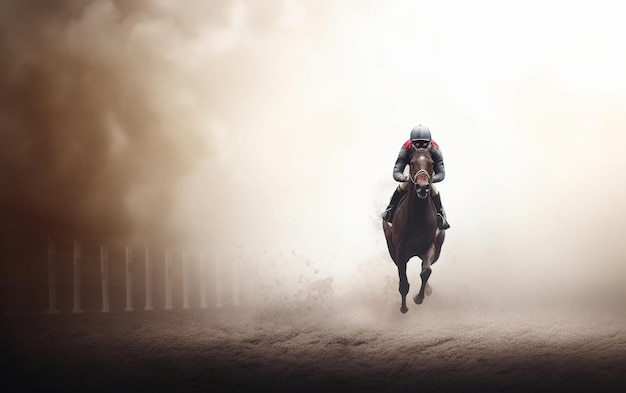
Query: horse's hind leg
424 281 432 296
414 248 434 305
432 230 446 266
414 267 432 304
397 262 410 313
423 232 444 298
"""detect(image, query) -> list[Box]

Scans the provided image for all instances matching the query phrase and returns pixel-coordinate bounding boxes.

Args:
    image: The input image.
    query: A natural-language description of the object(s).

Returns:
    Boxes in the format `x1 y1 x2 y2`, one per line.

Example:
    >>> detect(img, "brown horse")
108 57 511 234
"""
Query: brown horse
382 148 446 313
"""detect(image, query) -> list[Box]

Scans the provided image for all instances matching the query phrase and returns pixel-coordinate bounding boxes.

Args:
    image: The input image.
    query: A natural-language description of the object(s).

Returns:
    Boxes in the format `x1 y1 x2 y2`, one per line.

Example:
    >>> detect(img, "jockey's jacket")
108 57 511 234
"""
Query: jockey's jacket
393 139 446 183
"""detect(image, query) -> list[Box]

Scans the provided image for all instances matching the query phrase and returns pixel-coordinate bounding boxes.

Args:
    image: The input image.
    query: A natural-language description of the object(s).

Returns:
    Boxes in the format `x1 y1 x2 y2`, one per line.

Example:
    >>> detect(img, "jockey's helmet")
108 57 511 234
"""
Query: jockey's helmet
410 125 431 146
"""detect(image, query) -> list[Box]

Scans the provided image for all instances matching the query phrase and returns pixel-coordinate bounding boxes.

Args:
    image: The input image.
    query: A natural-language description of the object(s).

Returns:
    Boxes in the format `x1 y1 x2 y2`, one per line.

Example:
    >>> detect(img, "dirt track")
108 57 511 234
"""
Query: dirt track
2 303 626 393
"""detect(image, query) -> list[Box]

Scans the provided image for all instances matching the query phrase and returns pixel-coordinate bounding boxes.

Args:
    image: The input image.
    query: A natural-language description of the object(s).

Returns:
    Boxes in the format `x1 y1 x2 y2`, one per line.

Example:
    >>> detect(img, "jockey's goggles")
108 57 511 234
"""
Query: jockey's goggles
412 140 430 148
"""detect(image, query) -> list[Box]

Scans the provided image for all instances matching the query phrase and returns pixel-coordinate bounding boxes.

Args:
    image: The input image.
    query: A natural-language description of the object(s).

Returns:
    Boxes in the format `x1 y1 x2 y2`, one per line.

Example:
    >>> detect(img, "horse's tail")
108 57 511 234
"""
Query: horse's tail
381 218 396 262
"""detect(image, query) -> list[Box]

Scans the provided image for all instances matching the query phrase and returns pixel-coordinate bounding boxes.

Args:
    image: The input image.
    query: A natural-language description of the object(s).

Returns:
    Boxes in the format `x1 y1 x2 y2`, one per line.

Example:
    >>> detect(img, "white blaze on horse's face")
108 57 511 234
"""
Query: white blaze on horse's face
410 150 434 199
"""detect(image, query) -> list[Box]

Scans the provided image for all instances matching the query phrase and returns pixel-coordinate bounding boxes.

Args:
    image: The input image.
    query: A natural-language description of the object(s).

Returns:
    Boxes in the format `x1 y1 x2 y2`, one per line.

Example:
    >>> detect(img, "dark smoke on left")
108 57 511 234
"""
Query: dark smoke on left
0 0 204 244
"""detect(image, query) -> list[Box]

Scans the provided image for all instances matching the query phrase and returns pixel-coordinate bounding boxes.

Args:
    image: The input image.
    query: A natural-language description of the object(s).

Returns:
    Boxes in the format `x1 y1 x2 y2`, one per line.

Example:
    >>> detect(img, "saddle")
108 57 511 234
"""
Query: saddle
389 195 445 229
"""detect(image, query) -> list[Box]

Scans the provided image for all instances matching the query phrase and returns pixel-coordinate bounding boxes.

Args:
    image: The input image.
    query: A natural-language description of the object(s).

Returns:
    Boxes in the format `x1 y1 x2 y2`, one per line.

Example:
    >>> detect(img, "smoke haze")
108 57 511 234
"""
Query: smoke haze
2 0 626 309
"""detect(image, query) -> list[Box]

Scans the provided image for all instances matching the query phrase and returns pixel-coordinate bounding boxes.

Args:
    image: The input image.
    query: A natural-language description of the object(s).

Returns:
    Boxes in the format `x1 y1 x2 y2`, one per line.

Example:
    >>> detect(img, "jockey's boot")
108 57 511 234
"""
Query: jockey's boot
381 187 407 224
432 192 450 230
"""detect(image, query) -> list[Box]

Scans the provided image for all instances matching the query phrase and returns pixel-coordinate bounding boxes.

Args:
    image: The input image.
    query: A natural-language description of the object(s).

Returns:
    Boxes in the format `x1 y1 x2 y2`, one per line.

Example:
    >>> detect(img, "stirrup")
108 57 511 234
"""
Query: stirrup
437 213 450 230
382 205 396 223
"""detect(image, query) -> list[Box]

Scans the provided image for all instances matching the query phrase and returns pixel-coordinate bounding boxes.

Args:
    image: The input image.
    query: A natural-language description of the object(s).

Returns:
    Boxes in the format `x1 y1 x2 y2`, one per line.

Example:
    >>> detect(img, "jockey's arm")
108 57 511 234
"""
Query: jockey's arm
393 147 411 182
431 147 446 183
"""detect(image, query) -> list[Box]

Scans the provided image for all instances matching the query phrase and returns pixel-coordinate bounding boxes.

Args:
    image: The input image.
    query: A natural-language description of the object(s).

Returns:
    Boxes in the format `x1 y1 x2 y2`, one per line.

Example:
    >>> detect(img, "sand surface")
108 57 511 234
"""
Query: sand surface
2 303 626 393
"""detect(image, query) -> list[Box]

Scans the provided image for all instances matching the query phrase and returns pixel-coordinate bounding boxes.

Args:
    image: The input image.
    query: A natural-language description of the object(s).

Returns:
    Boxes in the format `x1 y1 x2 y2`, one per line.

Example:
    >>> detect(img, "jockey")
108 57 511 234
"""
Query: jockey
381 125 451 229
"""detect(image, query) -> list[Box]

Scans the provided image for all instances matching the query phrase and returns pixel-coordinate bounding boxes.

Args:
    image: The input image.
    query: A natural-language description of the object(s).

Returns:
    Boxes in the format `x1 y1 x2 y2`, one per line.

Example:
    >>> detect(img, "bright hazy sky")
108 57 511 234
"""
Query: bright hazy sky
3 0 625 306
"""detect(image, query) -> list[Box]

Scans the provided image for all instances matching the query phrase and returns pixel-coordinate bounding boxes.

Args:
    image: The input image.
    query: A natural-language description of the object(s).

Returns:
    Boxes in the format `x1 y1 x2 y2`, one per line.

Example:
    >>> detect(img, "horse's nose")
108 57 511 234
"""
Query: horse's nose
416 174 429 187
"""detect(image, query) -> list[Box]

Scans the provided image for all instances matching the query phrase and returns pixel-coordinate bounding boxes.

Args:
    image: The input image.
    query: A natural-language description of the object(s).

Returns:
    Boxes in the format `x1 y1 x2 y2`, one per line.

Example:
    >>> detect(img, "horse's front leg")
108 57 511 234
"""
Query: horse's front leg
397 261 410 313
414 245 434 305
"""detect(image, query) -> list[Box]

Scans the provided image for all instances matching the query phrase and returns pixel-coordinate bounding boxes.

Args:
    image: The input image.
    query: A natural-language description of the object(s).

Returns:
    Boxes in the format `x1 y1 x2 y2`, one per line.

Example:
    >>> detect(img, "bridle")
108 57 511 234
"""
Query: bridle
410 169 431 199
410 169 431 185
409 144 433 200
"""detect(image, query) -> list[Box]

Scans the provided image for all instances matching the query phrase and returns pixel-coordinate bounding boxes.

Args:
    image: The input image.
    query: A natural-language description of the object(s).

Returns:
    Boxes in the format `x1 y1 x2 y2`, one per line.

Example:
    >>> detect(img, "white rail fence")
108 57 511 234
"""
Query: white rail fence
1 235 246 316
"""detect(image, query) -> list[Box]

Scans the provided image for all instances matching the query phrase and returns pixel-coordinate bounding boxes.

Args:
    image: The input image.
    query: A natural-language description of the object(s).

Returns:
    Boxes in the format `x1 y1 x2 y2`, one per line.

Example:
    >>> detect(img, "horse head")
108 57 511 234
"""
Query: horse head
409 148 434 200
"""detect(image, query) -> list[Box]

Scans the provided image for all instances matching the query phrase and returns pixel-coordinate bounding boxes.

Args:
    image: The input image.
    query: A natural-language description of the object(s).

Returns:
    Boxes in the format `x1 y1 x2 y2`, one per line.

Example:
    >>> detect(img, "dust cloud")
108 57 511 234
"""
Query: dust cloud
2 0 626 314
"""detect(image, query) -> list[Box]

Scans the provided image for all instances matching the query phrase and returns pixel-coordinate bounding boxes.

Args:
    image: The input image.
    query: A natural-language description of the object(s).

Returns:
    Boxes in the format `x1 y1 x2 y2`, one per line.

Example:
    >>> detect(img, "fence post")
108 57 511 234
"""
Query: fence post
125 246 133 311
101 246 110 313
72 241 82 314
144 247 153 311
46 238 59 314
215 254 222 308
182 251 190 309
232 256 240 307
164 249 173 309
200 254 208 309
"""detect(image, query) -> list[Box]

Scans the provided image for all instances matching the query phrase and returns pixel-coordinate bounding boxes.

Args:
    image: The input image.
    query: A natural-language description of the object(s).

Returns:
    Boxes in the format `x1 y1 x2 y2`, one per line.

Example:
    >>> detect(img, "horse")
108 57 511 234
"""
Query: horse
381 148 446 313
